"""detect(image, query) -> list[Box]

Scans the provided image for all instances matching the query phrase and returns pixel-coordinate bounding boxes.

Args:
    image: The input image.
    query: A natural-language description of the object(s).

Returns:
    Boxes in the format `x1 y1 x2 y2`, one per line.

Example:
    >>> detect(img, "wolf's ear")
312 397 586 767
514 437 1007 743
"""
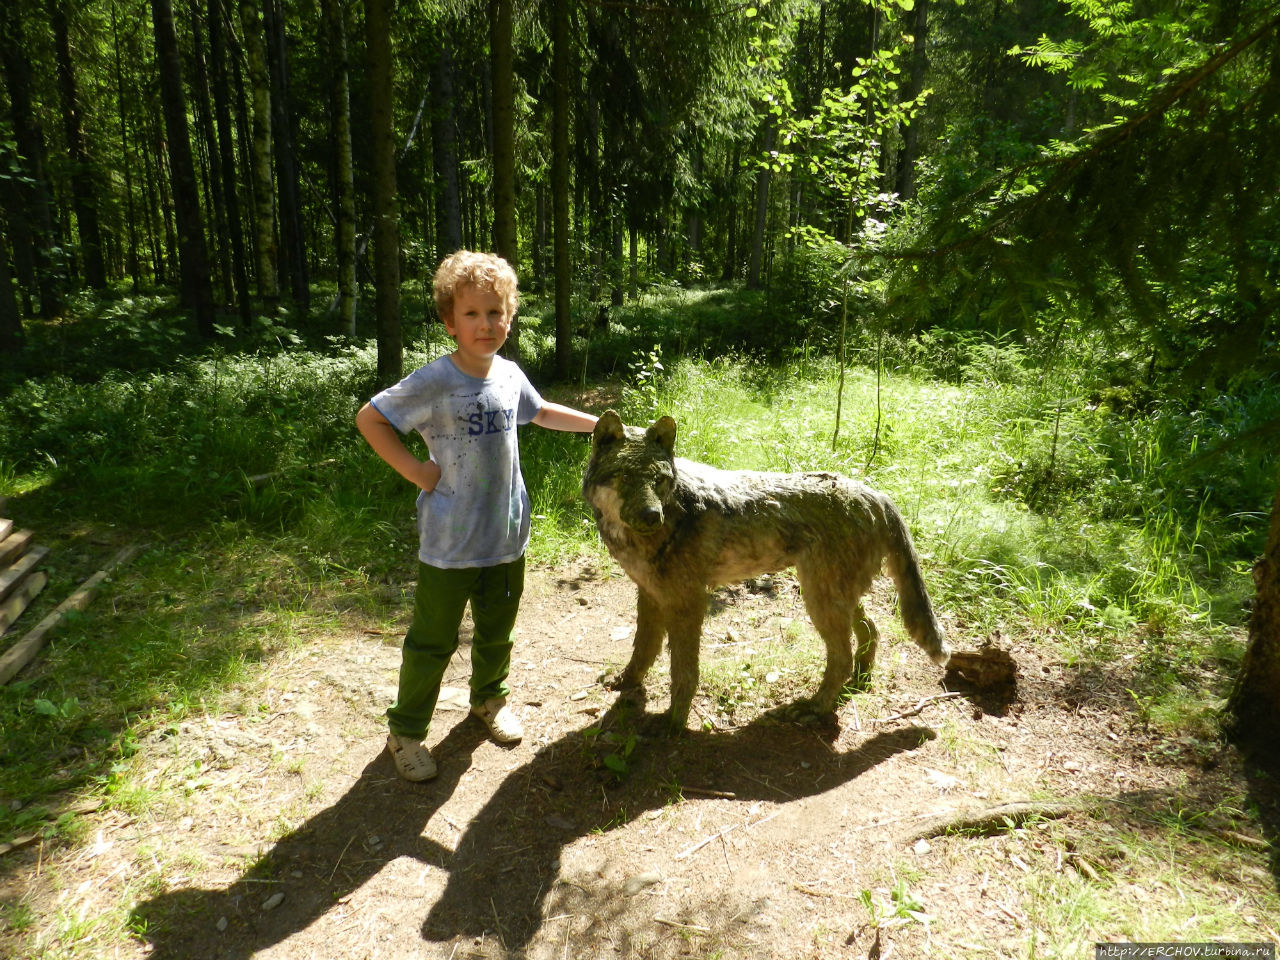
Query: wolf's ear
647 415 677 454
593 409 626 446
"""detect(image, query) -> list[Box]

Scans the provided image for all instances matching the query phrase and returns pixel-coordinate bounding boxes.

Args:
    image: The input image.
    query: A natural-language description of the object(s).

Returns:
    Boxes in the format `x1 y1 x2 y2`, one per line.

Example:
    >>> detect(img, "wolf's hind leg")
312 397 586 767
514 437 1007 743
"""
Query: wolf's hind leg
852 605 880 684
798 574 857 714
608 586 665 691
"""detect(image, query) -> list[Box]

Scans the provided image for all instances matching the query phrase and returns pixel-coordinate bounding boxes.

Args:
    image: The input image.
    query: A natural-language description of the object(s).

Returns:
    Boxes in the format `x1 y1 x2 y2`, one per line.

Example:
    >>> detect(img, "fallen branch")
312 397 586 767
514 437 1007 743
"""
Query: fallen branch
906 799 1084 842
1207 827 1270 851
654 916 711 934
679 786 737 800
245 459 338 488
0 544 142 685
1065 851 1102 882
874 691 963 725
675 824 738 860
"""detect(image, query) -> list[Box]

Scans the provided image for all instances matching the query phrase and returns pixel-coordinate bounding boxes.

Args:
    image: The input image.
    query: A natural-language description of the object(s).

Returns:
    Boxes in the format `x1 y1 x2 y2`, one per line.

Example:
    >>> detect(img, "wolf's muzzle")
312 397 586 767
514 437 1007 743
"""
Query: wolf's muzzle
629 505 664 533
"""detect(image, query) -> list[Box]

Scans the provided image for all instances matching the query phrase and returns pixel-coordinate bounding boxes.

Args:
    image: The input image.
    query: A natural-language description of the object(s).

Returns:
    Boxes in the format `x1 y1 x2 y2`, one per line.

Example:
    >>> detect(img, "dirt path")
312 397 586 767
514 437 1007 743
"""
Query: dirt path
3 562 1277 959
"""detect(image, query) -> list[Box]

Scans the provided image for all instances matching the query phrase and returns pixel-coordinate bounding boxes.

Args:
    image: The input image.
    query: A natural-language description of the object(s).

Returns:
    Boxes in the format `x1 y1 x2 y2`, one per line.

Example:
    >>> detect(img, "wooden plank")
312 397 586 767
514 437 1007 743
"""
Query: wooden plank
0 570 47 634
0 544 141 686
0 518 12 541
0 545 50 604
0 529 33 568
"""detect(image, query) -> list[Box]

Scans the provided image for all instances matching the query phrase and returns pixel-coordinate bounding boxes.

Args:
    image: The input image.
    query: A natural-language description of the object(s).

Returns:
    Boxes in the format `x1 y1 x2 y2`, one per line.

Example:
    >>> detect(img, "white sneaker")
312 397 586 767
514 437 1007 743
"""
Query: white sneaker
471 697 523 743
386 733 437 781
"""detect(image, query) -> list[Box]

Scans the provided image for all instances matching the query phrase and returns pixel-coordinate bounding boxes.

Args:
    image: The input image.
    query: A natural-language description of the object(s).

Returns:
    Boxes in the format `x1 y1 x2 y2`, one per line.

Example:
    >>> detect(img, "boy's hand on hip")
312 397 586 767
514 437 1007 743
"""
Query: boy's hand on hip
414 459 442 493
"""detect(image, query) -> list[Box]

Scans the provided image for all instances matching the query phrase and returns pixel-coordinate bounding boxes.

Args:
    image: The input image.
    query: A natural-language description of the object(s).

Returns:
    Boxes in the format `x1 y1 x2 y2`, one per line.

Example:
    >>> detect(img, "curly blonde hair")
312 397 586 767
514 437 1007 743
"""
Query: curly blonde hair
432 250 519 323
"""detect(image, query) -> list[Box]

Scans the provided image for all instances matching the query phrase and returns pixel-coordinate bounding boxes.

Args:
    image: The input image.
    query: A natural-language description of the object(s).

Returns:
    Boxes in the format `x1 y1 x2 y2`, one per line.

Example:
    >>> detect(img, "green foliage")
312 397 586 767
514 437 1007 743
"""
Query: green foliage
581 724 639 781
886 0 1280 385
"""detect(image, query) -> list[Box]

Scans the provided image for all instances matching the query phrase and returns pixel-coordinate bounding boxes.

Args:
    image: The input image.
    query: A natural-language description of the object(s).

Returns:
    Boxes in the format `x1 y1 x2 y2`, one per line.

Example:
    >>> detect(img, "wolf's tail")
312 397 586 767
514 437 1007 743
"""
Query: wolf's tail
881 496 951 667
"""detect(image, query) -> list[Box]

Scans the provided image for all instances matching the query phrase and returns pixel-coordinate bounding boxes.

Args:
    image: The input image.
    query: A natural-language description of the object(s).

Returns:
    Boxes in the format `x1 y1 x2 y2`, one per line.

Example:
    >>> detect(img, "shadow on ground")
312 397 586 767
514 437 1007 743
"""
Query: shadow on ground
132 696 936 958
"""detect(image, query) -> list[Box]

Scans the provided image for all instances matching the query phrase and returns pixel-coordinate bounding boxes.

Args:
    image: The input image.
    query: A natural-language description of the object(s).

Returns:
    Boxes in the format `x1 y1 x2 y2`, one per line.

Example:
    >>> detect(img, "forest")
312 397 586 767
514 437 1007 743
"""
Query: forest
2 0 1280 956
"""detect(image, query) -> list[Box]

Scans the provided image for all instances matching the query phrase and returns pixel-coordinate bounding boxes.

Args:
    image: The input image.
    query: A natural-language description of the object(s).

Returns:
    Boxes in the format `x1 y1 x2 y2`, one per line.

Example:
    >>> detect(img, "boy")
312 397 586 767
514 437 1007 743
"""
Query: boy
356 250 597 781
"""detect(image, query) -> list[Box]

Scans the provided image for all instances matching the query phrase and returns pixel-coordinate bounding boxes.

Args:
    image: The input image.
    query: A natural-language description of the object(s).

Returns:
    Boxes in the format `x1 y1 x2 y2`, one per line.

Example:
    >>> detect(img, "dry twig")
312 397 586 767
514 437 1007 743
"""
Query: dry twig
874 692 963 724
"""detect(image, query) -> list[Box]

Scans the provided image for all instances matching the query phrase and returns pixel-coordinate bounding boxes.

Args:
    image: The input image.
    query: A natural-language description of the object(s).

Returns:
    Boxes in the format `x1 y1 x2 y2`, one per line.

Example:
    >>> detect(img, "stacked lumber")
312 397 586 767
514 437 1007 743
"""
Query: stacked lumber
0 518 141 685
0 518 50 638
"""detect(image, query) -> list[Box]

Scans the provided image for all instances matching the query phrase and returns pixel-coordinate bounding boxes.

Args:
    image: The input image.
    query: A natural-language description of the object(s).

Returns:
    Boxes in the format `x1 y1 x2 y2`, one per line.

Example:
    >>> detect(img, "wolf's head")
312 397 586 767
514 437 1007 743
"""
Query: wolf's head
583 410 678 536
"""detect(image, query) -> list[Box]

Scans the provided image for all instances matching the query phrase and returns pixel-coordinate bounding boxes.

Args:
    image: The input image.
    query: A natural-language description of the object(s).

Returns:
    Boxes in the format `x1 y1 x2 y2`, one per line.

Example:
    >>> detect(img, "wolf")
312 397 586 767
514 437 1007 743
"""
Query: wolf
583 410 951 731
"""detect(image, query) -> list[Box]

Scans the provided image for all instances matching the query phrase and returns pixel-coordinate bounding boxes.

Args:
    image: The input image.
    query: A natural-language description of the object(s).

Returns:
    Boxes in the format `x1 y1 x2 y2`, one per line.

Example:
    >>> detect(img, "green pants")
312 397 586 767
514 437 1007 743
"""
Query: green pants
386 556 525 740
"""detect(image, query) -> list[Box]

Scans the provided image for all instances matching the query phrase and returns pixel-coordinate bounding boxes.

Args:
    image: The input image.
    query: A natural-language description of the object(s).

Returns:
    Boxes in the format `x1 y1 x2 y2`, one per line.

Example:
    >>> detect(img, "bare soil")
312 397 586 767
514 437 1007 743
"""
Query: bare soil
3 562 1278 959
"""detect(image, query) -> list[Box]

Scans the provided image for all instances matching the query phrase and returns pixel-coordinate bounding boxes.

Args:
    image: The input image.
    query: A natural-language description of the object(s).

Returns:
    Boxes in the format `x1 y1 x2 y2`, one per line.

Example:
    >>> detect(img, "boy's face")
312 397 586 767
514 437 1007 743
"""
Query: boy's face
444 283 512 374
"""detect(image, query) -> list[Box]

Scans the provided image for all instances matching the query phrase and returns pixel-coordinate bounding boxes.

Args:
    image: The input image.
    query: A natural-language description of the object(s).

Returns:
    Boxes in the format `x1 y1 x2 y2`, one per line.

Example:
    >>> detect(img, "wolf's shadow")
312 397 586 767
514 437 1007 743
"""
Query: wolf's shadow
422 696 934 949
132 698 935 958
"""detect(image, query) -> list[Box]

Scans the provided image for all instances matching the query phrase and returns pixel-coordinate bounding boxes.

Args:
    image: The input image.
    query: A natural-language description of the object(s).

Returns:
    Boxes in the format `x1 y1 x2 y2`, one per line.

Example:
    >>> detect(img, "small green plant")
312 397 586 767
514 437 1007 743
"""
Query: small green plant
858 879 932 929
623 344 666 420
1 899 36 933
33 696 82 721
581 724 639 780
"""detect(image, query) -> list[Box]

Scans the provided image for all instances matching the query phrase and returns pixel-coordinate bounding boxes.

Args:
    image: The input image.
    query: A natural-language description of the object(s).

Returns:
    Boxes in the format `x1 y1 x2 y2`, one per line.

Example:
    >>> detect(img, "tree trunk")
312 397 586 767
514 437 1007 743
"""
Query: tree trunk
430 33 463 260
0 233 23 352
896 0 928 202
490 0 517 266
321 0 357 334
533 179 547 292
1 8 64 317
490 0 519 356
140 113 165 282
0 151 36 315
186 0 231 304
208 0 251 323
720 144 740 283
50 0 107 289
747 119 774 289
366 0 401 387
264 0 308 310
610 217 623 307
685 139 703 278
628 220 638 301
239 0 279 306
151 0 216 336
585 92 601 302
1227 479 1280 752
112 1 141 293
551 0 572 380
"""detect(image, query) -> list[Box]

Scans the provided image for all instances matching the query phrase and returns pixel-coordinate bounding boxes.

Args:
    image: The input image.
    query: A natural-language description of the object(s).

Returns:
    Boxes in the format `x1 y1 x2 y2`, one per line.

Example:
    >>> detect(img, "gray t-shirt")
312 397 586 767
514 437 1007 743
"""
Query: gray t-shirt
370 354 543 568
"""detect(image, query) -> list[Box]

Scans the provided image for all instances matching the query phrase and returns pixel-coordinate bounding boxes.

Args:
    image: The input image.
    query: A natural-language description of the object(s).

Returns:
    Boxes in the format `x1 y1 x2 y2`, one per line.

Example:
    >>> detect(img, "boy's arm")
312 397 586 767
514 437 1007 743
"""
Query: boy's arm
531 401 598 433
356 402 442 492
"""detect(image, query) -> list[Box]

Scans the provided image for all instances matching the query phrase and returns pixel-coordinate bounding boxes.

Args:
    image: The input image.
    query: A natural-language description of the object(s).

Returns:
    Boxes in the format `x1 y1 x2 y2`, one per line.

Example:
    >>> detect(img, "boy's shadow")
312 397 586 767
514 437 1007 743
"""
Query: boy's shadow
132 697 936 958
131 718 488 959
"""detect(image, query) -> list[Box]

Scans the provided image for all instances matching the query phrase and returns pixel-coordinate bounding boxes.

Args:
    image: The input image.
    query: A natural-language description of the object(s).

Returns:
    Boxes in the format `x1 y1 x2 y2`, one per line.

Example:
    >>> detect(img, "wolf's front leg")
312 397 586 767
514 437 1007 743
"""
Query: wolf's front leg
665 599 706 733
607 586 666 691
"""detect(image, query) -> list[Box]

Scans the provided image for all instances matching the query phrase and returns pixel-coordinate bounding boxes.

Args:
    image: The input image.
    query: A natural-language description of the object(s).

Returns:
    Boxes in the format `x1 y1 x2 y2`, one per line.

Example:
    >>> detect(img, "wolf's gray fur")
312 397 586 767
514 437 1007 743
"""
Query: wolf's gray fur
583 410 951 731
